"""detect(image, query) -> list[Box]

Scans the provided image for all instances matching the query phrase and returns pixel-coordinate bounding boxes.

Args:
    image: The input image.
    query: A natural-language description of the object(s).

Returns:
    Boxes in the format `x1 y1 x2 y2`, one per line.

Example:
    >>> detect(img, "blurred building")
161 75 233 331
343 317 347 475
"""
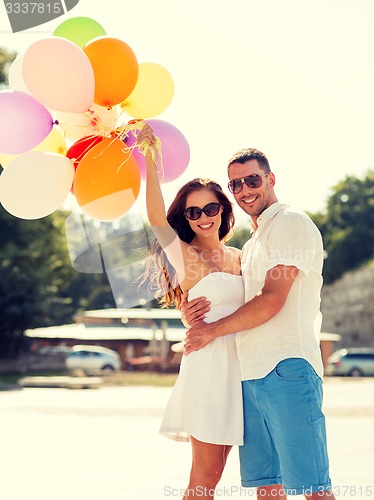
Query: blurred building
25 308 340 372
321 265 374 348
25 308 186 372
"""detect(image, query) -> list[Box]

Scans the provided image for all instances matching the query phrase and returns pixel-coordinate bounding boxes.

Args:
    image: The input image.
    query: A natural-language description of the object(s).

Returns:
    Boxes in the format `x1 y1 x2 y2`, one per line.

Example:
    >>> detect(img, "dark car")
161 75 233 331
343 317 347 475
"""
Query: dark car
326 348 374 377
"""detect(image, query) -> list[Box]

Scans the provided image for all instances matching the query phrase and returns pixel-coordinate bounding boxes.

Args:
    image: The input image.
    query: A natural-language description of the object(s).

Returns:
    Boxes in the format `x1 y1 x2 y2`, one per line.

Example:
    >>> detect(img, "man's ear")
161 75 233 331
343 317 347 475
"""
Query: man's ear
269 172 276 187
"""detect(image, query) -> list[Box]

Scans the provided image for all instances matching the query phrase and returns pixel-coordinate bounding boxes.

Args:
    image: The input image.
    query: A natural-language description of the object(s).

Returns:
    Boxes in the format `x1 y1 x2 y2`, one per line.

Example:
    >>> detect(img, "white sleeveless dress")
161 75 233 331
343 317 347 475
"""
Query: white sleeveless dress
159 272 245 445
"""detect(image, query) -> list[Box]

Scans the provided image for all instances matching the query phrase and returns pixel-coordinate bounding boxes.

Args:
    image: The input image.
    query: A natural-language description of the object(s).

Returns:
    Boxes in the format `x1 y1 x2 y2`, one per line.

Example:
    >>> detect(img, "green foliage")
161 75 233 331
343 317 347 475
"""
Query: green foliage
0 208 71 356
228 224 251 250
0 207 115 358
0 47 16 88
309 171 374 283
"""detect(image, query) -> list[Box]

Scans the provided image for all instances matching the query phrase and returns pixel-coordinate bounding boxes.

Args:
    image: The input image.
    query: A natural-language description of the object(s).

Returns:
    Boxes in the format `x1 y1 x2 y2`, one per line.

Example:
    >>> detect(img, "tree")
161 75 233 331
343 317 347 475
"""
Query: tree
309 170 374 283
0 208 72 356
228 224 251 250
0 206 116 358
0 47 16 88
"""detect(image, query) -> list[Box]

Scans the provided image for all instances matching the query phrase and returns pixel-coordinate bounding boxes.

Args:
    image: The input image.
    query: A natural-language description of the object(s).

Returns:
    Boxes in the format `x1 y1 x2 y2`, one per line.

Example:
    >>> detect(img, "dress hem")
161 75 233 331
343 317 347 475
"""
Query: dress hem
159 429 243 446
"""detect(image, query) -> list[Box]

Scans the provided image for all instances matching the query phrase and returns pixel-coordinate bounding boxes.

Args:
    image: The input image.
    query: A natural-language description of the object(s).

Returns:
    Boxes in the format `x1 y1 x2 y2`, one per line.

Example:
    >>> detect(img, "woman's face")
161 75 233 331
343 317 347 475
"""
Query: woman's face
184 189 223 238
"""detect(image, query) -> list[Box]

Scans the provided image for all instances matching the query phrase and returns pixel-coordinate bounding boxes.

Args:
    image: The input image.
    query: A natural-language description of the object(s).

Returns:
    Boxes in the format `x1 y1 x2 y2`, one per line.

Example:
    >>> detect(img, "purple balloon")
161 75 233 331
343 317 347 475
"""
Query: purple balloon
125 119 190 183
0 90 53 155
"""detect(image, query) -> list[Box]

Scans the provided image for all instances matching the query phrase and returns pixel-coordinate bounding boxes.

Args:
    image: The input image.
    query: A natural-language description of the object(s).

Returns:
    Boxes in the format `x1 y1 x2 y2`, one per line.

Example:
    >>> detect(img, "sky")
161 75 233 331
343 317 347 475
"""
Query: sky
1 0 374 226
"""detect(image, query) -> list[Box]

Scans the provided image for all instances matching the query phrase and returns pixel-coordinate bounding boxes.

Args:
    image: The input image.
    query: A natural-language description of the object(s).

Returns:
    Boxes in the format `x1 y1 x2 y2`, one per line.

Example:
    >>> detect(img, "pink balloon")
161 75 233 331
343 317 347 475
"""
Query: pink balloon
22 37 95 113
125 120 190 183
0 90 53 155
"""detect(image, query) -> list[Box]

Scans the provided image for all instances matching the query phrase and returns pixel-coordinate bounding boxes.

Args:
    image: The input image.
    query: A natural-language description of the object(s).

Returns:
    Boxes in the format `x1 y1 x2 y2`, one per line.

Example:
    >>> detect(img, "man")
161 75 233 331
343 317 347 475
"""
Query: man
183 148 335 500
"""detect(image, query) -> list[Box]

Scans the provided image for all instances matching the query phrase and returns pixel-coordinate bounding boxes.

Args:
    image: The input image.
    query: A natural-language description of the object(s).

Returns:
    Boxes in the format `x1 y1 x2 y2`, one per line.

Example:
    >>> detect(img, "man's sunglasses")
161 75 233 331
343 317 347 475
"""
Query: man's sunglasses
184 202 221 221
228 173 270 194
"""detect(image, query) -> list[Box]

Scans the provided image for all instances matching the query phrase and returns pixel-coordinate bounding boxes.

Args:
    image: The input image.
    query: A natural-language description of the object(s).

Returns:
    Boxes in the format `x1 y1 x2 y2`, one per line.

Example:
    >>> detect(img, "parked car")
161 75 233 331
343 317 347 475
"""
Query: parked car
66 345 121 374
38 346 72 356
325 348 374 377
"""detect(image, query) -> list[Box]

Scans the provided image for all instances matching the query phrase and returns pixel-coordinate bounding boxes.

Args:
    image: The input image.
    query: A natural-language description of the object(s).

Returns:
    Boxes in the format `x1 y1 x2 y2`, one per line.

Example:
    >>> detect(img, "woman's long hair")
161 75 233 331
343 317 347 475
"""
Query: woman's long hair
141 178 235 309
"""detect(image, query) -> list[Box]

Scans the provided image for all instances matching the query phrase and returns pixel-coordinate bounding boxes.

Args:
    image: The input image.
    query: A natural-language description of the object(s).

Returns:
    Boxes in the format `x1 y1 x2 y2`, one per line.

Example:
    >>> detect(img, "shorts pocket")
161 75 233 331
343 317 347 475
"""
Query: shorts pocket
275 358 307 381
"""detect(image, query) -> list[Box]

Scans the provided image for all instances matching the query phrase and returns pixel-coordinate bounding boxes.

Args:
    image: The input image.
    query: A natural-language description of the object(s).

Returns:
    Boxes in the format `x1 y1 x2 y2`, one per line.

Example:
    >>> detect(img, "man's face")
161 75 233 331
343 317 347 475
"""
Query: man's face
228 159 276 219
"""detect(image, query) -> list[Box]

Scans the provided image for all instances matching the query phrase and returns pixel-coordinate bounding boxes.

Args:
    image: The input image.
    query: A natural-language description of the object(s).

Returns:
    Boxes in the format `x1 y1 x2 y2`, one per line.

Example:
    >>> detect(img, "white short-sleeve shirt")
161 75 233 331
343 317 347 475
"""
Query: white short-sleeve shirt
237 202 325 380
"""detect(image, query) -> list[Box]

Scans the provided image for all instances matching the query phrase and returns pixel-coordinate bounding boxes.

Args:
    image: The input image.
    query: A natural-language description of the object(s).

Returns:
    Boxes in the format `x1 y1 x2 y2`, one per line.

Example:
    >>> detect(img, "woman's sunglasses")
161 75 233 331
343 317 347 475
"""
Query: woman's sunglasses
184 202 221 221
228 173 269 194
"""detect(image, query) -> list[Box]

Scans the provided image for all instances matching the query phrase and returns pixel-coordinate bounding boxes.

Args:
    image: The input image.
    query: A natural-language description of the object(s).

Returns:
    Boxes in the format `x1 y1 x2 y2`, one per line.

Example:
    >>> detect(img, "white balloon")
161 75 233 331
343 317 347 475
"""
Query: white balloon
55 104 120 144
8 54 30 94
54 110 94 144
0 152 74 220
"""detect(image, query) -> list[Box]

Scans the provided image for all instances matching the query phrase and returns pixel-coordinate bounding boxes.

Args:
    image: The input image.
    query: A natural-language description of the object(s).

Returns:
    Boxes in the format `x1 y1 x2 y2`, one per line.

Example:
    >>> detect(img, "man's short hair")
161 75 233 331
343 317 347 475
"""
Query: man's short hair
227 148 271 173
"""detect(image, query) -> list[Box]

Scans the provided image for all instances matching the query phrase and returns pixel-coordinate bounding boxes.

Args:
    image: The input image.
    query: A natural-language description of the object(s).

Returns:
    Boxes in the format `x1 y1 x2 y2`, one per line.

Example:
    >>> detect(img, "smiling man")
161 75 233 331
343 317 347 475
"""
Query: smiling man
183 148 335 500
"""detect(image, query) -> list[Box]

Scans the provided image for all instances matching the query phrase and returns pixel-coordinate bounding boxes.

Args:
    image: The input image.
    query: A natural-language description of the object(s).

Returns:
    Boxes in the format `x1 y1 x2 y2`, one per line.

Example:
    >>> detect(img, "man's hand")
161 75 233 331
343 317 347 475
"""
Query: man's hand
181 291 211 327
184 321 217 355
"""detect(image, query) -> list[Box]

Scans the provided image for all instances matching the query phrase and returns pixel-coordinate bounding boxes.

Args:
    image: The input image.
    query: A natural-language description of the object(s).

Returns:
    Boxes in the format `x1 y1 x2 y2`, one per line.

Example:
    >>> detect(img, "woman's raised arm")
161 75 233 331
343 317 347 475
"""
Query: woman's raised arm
136 123 187 276
136 123 168 228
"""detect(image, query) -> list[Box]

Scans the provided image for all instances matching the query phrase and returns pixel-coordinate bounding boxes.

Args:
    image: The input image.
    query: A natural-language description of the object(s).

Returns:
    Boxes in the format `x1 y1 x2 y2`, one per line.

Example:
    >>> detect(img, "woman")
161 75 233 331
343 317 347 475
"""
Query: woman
137 124 245 499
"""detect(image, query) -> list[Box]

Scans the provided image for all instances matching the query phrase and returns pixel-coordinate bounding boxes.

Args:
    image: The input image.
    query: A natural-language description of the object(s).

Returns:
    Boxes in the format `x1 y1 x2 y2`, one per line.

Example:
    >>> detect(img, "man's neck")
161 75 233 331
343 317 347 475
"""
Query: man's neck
250 199 279 230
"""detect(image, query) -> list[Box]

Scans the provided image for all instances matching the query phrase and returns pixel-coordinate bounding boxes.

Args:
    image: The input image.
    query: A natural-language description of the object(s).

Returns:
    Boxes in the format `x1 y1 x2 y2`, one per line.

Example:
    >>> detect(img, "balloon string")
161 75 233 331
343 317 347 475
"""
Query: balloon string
59 109 165 181
53 120 67 143
114 120 164 182
74 135 103 162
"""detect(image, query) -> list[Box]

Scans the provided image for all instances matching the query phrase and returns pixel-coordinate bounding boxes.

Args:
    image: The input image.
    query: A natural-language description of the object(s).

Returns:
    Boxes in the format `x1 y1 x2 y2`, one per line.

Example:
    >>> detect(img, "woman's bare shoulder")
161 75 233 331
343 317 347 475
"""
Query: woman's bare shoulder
225 245 242 258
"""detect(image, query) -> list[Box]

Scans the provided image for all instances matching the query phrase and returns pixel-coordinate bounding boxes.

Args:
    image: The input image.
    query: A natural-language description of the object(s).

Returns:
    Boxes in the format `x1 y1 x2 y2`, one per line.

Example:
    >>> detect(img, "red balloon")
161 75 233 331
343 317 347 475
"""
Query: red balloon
67 135 103 169
67 135 103 194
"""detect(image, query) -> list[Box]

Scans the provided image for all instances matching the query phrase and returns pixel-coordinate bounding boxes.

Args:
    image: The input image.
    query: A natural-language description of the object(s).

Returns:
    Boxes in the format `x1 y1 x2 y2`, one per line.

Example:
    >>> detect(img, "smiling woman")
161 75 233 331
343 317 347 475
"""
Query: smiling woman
134 122 245 498
141 175 238 302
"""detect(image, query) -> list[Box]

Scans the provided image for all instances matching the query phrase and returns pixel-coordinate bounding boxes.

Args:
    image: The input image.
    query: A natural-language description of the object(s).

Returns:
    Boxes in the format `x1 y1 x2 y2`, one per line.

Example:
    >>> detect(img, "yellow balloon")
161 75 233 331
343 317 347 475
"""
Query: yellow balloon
0 127 67 167
121 62 174 119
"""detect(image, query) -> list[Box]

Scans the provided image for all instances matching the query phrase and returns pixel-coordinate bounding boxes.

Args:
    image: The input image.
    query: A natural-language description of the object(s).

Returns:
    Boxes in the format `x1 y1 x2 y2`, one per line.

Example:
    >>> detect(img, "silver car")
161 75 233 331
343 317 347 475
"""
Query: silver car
66 345 121 374
326 348 374 377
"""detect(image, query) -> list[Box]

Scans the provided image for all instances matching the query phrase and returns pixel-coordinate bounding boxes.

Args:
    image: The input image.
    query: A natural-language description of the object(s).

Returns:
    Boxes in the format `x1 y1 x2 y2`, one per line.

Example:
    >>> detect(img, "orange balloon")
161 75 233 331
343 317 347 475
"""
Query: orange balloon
83 37 139 107
74 138 141 221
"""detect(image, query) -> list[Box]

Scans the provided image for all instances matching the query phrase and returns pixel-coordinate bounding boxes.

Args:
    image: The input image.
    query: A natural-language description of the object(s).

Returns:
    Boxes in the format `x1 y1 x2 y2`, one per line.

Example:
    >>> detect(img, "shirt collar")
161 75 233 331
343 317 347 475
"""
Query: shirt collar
250 202 288 231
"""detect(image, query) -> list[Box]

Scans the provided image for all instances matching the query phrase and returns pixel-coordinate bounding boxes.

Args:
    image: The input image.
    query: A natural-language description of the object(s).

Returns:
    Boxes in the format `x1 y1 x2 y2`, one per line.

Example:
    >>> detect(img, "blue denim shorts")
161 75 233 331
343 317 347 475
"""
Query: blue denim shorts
239 358 332 495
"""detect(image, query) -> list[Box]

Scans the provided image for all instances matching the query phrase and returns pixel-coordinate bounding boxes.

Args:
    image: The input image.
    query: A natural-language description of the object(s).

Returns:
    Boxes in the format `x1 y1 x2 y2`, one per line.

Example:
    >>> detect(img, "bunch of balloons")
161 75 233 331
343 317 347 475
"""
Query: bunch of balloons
0 16 190 221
